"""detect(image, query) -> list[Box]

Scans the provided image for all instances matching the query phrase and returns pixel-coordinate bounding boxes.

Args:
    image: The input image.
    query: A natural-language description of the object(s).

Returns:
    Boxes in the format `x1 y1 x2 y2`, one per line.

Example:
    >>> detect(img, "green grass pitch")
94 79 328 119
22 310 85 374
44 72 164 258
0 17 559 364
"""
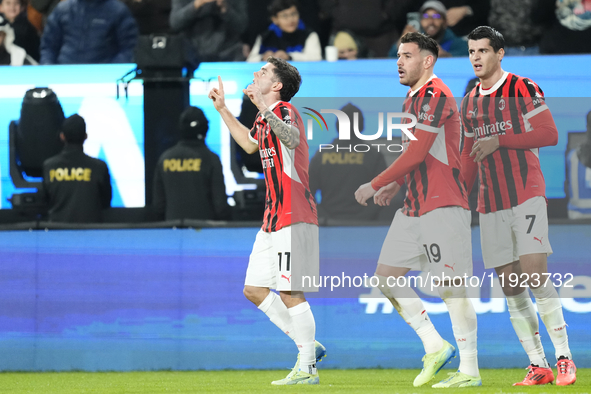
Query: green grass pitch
0 369 588 393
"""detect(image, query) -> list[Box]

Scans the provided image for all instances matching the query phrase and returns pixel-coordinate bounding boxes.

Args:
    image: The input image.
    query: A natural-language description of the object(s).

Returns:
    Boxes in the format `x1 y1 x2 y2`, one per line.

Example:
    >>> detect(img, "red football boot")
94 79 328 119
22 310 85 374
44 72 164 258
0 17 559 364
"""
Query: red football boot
513 365 554 386
556 357 577 386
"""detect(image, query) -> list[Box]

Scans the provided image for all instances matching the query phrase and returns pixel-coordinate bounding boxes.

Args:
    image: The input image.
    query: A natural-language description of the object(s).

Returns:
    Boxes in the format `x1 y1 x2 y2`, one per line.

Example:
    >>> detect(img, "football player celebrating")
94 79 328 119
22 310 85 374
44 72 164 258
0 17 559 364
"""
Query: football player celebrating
461 26 575 386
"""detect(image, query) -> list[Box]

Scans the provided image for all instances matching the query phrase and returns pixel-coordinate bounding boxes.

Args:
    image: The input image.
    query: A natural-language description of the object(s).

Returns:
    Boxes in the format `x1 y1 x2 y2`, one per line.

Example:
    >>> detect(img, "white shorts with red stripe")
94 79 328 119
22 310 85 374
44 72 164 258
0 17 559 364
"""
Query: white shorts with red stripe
377 206 473 277
480 196 553 269
245 223 319 292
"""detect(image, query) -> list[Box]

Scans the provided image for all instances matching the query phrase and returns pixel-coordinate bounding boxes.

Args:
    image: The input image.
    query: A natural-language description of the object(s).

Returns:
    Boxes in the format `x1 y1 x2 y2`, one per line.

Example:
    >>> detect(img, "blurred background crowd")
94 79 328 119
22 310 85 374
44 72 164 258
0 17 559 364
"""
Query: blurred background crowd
2 0 591 66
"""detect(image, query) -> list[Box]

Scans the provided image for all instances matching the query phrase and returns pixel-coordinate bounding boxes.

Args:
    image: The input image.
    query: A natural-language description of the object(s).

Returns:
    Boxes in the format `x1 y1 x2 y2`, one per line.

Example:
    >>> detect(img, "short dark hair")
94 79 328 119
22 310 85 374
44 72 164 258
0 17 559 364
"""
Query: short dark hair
267 56 302 102
61 114 87 144
400 32 439 60
268 0 299 17
467 26 505 52
179 106 209 140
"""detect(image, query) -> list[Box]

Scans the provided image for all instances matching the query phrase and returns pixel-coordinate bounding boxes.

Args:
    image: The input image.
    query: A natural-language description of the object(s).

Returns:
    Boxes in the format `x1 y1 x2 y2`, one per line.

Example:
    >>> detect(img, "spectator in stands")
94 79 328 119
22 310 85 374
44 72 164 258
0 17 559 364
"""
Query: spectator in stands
122 0 170 35
242 0 320 60
40 0 138 64
42 114 112 223
247 0 321 62
0 0 40 61
309 103 392 222
170 0 246 63
389 1 468 58
439 0 489 38
30 0 60 31
153 106 231 221
331 0 416 58
330 30 364 60
535 0 591 54
0 17 36 64
566 110 591 219
489 0 543 56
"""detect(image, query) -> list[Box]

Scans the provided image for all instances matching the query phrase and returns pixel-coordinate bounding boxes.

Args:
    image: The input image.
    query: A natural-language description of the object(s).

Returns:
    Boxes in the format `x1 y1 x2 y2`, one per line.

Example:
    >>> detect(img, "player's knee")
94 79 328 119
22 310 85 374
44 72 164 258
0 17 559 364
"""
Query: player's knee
376 275 393 297
501 284 528 298
279 291 306 308
243 286 265 304
438 284 467 301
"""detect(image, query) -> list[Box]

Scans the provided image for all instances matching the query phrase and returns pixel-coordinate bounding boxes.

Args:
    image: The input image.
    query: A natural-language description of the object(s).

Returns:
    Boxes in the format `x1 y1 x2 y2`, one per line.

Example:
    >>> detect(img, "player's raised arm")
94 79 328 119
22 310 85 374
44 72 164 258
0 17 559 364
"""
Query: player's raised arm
209 76 258 154
262 107 300 149
244 83 300 150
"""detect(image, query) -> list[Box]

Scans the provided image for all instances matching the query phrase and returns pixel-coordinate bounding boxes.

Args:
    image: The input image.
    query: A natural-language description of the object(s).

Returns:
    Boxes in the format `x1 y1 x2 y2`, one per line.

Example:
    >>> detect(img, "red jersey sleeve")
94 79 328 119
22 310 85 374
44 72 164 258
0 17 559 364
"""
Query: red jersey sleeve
371 128 438 190
275 103 301 128
249 119 259 144
498 109 558 149
519 78 549 121
414 88 454 132
497 78 558 149
460 96 478 192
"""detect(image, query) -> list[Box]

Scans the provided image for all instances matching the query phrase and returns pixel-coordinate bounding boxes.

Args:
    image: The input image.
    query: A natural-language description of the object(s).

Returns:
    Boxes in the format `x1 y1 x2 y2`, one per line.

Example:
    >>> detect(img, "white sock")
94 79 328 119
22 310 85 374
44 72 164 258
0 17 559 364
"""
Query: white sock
531 285 572 360
506 291 549 368
258 291 296 342
439 286 479 377
288 301 316 373
378 275 443 354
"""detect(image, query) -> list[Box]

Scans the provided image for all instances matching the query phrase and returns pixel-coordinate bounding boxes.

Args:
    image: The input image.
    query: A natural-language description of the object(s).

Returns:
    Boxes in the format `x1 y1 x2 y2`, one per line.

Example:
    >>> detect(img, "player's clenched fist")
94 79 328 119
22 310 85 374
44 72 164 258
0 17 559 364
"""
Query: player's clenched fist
374 181 401 207
355 182 377 206
243 84 265 110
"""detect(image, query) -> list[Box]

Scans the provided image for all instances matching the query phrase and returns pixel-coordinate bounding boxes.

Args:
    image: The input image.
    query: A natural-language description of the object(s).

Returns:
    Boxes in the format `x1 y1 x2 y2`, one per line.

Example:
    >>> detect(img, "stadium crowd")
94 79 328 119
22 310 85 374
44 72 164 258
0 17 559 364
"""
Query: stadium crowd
1 0 591 65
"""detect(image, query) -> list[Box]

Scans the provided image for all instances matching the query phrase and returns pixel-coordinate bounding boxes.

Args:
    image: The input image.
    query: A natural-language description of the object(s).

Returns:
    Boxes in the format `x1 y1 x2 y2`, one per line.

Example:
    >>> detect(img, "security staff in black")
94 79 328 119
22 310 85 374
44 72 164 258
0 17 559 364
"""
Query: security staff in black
153 106 231 220
42 114 112 222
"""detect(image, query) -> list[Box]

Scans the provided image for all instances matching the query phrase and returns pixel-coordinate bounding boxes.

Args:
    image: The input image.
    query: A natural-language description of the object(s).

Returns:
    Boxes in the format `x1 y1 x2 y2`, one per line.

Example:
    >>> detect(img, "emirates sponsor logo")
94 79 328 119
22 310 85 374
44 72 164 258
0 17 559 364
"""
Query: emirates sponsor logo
474 120 513 139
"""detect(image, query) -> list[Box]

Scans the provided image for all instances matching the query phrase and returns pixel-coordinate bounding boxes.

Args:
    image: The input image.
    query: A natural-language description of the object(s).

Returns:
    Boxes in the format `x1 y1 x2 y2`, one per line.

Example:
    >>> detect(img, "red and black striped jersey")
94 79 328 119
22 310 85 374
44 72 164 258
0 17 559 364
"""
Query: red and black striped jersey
460 71 549 213
398 76 469 217
249 101 318 232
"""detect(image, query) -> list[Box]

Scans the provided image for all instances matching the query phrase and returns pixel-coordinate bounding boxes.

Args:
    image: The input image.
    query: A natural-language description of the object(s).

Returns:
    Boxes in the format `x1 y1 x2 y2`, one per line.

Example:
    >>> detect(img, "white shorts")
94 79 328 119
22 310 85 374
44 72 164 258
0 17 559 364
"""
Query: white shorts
377 207 473 277
244 223 319 292
480 196 553 269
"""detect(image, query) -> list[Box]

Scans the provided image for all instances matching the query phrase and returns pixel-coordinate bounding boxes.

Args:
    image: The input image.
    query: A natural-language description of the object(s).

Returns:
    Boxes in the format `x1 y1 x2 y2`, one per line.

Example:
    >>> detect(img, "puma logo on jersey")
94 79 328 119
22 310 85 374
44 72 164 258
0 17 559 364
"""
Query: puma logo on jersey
281 274 291 283
534 236 543 245
468 108 478 117
445 263 456 272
